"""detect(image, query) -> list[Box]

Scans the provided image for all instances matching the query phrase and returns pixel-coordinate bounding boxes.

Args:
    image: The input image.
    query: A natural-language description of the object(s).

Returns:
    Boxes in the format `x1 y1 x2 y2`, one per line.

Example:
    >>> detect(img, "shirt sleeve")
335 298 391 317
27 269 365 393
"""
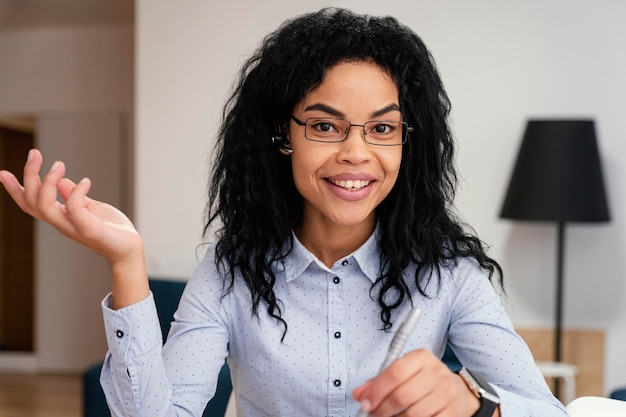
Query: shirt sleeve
446 258 569 416
100 292 175 416
99 257 230 417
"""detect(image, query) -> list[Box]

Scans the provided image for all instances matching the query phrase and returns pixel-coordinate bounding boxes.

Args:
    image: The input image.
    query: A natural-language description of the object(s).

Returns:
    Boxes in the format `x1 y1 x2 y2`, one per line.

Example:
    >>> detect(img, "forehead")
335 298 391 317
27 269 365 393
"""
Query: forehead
295 61 399 117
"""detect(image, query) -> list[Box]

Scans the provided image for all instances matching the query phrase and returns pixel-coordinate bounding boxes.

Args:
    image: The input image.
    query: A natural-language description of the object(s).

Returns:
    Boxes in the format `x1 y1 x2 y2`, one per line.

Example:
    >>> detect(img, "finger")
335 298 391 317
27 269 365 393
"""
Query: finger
353 380 372 400
372 374 435 417
0 170 28 211
399 373 462 417
354 366 413 415
376 358 457 417
399 395 443 417
353 380 374 412
22 149 44 208
30 180 85 243
355 350 434 414
58 177 108 246
0 170 22 193
64 178 95 236
35 160 67 220
57 177 77 202
366 367 422 416
370 352 426 398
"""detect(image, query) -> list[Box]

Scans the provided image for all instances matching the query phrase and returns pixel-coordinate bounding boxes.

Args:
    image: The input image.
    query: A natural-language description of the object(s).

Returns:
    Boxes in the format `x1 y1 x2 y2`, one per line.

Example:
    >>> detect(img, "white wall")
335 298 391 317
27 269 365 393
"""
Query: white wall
0 24 133 371
136 1 626 393
0 25 133 114
36 112 126 372
135 0 329 277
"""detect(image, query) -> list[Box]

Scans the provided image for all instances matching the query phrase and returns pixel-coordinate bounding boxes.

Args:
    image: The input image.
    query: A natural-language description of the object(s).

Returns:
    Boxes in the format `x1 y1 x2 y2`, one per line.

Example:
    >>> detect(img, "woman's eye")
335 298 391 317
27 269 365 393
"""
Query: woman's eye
312 122 338 132
372 123 393 134
319 123 334 132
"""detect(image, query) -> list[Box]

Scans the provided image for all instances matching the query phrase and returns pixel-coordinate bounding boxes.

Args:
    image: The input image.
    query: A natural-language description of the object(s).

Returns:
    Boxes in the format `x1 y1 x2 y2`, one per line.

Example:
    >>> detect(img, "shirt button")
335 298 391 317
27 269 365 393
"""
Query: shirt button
341 260 349 266
333 379 341 387
116 330 124 338
334 331 341 339
333 277 340 284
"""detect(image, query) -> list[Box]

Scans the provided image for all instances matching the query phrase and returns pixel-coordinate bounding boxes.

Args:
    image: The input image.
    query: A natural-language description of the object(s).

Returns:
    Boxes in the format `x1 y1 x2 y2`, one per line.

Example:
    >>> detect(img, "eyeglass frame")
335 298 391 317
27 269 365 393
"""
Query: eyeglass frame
290 115 413 146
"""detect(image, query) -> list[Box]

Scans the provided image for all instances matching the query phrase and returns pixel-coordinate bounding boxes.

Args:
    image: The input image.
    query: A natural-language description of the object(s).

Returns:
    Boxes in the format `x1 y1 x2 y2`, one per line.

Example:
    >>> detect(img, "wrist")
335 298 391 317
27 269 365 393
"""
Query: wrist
110 251 150 310
456 373 481 415
456 367 500 417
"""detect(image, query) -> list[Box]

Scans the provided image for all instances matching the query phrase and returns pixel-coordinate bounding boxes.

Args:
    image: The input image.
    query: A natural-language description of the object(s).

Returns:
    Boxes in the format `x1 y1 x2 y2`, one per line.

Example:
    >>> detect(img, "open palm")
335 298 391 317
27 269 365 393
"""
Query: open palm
0 149 143 266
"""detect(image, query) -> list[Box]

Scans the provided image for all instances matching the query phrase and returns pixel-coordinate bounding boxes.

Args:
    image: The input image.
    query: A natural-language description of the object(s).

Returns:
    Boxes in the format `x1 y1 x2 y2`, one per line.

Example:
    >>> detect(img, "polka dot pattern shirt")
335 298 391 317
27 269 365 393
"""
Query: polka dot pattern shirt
100 230 567 416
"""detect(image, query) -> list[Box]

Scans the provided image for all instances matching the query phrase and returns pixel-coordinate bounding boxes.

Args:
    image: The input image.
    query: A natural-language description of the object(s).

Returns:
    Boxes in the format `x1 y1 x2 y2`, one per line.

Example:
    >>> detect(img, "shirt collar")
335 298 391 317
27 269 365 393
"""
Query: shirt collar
283 226 381 283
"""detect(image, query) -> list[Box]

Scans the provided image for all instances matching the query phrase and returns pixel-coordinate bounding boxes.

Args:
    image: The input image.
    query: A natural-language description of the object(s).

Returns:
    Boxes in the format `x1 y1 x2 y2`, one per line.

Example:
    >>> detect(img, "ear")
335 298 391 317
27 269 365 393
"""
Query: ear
271 124 293 155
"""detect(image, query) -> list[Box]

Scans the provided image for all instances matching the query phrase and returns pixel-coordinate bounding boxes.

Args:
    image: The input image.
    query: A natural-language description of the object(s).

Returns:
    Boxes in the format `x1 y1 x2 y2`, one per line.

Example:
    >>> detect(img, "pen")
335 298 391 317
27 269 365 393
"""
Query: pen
356 307 421 417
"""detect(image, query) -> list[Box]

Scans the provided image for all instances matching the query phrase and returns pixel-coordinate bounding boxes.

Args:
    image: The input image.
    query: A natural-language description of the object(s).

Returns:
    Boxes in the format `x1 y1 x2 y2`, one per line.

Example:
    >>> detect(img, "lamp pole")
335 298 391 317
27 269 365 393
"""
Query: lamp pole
554 221 566 396
499 119 610 402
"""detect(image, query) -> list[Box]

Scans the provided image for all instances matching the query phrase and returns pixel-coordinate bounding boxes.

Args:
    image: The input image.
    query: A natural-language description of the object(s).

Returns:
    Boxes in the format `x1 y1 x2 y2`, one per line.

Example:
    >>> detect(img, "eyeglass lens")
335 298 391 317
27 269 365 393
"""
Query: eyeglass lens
304 118 406 145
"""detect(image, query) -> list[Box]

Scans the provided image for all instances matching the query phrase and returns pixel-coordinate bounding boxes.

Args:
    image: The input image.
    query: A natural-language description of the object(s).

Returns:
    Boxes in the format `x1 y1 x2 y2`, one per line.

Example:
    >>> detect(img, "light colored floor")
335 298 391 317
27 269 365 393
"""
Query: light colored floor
0 372 81 417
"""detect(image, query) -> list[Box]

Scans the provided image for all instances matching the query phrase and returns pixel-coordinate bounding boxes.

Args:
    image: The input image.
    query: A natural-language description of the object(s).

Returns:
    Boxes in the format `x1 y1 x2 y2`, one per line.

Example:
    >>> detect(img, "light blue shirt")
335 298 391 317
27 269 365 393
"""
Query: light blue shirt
100 231 568 416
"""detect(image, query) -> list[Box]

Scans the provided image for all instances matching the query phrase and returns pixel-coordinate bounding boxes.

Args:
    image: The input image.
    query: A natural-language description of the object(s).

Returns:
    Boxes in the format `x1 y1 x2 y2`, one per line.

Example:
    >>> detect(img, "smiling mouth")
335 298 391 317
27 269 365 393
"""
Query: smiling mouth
328 178 372 191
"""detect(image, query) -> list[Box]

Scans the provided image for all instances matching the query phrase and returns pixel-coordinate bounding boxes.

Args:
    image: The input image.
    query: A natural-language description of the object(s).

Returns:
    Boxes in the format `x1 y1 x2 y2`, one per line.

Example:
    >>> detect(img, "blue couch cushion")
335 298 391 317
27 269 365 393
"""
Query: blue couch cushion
610 388 626 401
83 278 232 417
149 278 186 342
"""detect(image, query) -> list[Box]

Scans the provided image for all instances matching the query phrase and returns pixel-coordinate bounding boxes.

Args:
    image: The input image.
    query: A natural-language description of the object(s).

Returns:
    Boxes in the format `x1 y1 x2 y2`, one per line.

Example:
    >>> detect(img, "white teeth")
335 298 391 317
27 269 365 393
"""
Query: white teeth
330 179 371 190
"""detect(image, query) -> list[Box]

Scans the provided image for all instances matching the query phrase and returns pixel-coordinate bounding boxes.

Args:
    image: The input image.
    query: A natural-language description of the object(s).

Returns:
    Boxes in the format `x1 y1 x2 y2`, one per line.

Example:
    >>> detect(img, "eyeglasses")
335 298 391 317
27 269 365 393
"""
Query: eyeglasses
291 116 413 146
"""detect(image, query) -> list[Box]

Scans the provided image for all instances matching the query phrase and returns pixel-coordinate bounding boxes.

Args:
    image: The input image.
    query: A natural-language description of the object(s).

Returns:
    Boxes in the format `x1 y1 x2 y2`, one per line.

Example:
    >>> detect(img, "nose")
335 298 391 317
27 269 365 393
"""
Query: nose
337 125 371 163
344 123 368 144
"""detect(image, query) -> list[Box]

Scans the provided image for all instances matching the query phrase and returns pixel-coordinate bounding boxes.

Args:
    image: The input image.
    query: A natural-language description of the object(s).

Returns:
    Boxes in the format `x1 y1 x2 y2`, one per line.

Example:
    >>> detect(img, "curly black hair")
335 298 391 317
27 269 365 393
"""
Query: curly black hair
205 8 503 339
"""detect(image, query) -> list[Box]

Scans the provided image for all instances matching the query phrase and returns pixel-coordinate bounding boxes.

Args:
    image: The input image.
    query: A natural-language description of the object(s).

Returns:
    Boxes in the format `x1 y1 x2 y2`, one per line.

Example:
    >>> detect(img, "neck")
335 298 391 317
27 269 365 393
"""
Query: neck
295 216 376 268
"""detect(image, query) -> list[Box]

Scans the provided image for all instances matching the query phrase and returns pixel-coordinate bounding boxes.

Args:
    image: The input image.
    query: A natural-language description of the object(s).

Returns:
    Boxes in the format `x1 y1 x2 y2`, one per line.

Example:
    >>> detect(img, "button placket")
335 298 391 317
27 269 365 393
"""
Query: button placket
327 270 346 415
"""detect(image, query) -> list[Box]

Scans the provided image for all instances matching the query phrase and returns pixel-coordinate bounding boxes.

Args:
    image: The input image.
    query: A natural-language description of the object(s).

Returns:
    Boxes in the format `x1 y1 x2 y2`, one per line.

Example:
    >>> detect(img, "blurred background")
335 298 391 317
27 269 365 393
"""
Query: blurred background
0 0 624 413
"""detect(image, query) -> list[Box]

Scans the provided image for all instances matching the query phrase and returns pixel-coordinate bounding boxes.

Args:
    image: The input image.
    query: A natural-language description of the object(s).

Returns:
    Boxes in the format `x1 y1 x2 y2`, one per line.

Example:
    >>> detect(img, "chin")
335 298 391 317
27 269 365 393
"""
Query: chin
328 213 376 229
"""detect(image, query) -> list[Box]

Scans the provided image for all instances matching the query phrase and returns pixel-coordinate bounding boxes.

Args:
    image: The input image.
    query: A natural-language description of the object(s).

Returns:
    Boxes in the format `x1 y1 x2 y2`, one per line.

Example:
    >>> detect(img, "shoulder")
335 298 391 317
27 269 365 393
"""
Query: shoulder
411 256 501 319
412 255 493 295
184 242 284 305
440 256 503 319
178 243 234 312
185 243 235 294
175 243 249 325
442 256 498 294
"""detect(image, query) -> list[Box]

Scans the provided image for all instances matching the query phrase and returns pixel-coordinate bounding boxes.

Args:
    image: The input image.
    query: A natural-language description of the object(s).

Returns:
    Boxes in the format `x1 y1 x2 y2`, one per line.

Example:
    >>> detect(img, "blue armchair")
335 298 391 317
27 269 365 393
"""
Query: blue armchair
610 388 626 401
83 279 232 417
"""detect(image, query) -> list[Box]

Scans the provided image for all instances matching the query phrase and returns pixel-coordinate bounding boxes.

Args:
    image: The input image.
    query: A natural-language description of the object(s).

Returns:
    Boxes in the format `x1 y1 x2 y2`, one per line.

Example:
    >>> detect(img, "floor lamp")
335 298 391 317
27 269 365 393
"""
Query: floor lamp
500 119 610 396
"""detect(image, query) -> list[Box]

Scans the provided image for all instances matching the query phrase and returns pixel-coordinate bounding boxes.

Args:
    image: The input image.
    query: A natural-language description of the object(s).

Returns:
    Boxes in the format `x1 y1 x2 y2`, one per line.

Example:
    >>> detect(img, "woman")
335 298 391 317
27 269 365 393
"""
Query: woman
0 8 567 417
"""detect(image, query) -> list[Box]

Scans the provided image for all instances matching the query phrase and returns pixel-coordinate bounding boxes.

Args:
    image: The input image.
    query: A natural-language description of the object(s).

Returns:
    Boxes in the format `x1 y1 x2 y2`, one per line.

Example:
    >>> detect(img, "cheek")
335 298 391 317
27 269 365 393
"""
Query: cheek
290 153 318 194
381 151 403 181
377 153 403 198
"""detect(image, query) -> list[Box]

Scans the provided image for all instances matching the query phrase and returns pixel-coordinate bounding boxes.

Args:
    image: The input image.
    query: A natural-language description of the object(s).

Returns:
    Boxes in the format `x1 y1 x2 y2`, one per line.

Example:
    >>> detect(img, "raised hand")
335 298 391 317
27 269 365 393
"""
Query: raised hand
0 149 149 308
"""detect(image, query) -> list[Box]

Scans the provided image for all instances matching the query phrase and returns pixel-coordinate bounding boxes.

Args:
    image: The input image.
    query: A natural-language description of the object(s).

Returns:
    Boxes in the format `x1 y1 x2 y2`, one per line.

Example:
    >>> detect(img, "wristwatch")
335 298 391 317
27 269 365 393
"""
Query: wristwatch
456 367 500 417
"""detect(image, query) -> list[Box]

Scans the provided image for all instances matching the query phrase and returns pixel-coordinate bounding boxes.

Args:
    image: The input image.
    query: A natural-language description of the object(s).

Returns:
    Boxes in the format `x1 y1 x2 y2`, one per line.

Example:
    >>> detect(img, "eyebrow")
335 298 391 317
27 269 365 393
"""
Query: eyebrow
303 103 402 119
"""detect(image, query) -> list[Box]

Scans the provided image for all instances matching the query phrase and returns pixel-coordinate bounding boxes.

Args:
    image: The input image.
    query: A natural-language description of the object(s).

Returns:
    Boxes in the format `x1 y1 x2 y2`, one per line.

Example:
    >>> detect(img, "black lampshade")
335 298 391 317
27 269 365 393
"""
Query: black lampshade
500 119 610 222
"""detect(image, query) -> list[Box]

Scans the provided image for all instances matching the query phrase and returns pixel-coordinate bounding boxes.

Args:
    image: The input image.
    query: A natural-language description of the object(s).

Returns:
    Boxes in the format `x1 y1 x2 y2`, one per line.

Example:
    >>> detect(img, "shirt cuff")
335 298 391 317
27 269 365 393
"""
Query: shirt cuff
101 292 162 360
